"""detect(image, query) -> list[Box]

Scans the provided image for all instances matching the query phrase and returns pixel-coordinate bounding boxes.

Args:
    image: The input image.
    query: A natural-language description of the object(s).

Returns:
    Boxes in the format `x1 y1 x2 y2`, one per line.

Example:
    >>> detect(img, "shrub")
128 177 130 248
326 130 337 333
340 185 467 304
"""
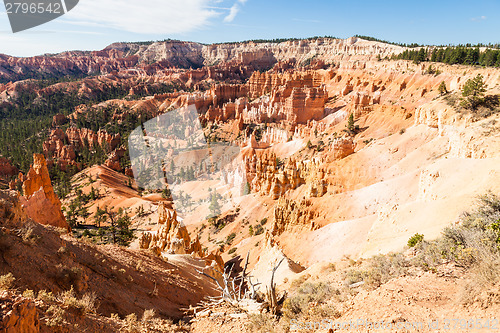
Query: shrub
0 273 15 290
228 247 237 255
22 289 35 299
142 309 156 322
226 232 236 245
122 313 140 333
58 286 97 314
46 305 65 327
283 281 330 316
407 233 424 247
56 265 82 288
438 81 448 95
344 253 410 289
38 290 56 303
247 313 278 333
254 225 264 236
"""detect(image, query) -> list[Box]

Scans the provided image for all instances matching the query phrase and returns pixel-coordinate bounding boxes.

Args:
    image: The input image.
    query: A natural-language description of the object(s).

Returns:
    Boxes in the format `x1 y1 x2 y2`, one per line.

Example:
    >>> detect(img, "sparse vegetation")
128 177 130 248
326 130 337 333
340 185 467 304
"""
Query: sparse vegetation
283 281 330 316
438 81 448 95
460 74 487 110
344 253 410 289
226 232 236 245
0 272 15 290
407 233 424 247
345 113 360 134
58 286 97 315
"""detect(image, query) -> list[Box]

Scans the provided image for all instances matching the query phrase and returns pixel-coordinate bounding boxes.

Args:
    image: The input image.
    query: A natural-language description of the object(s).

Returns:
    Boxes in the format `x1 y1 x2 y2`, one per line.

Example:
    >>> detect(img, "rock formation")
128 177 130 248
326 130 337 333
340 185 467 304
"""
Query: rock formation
19 154 69 230
43 127 121 170
0 156 18 177
0 291 39 332
271 198 319 236
139 202 223 270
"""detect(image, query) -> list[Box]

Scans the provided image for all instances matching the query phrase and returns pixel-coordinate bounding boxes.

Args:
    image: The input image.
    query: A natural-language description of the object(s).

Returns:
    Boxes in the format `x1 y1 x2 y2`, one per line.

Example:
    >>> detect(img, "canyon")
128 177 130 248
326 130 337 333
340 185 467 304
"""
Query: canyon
1 36 500 332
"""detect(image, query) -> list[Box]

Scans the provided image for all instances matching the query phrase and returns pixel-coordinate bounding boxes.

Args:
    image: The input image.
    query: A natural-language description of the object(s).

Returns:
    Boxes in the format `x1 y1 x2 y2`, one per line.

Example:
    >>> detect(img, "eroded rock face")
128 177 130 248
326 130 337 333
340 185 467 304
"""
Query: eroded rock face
0 156 18 177
244 152 305 199
43 127 120 170
330 136 356 160
20 154 69 231
243 71 327 127
139 202 223 270
271 198 318 236
0 189 28 226
0 291 39 333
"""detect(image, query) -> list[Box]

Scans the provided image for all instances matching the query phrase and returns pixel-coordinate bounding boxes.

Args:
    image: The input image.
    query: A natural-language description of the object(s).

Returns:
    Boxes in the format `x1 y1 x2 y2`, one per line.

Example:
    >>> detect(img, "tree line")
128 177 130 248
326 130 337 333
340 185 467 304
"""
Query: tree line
393 46 500 67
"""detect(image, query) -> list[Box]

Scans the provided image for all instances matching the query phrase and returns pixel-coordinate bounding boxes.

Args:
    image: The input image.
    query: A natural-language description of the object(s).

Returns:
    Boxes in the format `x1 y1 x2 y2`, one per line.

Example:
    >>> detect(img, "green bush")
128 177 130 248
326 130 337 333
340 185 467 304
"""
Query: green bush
226 233 236 245
407 233 424 247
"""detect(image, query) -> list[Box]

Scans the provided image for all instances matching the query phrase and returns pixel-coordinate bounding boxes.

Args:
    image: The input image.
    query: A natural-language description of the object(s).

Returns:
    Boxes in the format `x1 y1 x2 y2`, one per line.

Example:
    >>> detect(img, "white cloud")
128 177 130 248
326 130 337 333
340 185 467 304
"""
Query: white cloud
238 0 247 4
65 0 221 34
471 15 487 22
223 3 240 23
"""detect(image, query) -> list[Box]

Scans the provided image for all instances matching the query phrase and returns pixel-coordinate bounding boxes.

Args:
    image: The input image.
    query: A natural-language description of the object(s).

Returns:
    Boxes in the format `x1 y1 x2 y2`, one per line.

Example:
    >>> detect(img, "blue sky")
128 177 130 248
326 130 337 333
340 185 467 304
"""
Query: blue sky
0 0 499 57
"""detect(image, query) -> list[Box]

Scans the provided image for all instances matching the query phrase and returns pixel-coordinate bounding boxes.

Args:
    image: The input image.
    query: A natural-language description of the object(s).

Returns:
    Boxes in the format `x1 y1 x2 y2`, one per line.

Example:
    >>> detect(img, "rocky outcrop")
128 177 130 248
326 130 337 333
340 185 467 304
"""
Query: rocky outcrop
243 71 328 127
0 156 18 177
0 189 28 226
139 203 223 270
244 152 304 199
43 127 120 170
330 136 356 160
104 147 127 171
52 113 68 127
0 291 39 333
271 198 318 236
19 154 69 230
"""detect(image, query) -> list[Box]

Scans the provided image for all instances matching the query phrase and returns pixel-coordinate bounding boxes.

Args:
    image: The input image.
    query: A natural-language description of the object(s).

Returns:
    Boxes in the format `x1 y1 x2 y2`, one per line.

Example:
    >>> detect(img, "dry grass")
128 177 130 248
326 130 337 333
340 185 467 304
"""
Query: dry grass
18 223 39 245
37 289 56 303
58 286 97 314
45 305 66 327
0 272 15 290
344 253 410 290
283 281 332 318
413 193 500 305
22 289 35 299
247 313 280 333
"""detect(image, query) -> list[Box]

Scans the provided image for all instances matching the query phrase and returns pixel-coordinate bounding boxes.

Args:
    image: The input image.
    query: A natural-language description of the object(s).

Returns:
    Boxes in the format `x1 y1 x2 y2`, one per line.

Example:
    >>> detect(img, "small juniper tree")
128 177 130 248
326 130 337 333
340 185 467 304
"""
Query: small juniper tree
438 81 448 95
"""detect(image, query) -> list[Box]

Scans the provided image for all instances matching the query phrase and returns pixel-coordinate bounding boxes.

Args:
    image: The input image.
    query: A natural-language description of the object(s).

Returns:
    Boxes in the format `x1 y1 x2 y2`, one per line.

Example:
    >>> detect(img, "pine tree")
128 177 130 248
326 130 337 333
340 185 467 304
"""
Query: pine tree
208 189 222 218
460 74 487 110
438 81 448 95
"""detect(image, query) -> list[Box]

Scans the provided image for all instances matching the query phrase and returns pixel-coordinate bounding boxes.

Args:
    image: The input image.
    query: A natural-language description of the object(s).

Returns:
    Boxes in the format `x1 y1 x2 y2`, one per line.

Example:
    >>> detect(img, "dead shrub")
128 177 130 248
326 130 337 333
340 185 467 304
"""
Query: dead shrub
247 313 279 333
58 286 97 315
283 281 330 316
0 272 15 290
38 290 56 303
45 305 65 327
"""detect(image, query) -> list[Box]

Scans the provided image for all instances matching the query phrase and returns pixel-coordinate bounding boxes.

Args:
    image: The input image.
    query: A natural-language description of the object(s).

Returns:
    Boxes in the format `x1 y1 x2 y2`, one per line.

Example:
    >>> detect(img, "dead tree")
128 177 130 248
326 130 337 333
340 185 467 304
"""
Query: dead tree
195 250 288 317
196 251 261 309
265 258 285 315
